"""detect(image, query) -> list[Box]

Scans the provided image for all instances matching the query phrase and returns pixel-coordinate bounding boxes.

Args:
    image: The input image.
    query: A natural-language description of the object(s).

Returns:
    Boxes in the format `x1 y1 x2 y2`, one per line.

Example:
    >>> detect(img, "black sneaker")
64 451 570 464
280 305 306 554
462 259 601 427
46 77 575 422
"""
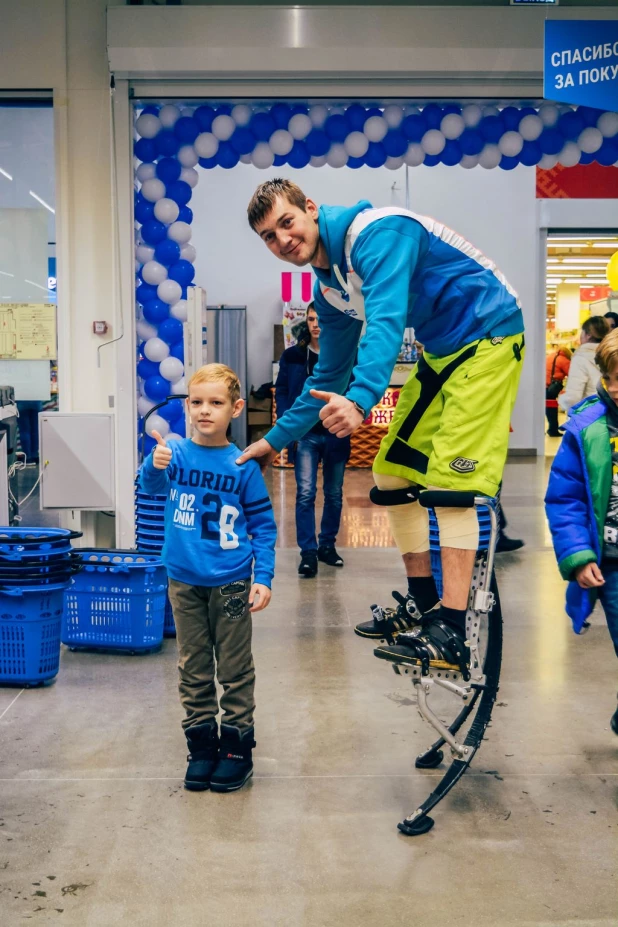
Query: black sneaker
374 616 470 678
354 591 423 641
298 551 318 577
184 720 219 791
210 724 255 793
317 545 344 567
495 535 524 553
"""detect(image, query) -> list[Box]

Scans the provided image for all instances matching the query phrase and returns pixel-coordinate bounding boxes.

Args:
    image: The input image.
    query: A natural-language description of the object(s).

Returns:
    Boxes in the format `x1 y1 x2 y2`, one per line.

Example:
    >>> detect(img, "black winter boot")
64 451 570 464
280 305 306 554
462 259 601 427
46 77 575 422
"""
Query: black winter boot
210 724 255 793
184 720 219 791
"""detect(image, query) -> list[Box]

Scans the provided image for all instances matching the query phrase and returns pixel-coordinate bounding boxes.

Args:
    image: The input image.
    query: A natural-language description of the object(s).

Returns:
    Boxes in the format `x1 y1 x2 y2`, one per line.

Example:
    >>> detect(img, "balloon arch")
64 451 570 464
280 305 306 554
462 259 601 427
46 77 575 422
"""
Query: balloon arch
133 100 618 453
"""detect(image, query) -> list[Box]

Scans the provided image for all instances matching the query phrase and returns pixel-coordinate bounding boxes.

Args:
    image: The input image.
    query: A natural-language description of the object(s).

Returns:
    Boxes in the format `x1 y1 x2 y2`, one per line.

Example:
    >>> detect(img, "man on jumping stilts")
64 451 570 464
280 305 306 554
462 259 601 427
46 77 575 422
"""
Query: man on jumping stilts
238 179 524 670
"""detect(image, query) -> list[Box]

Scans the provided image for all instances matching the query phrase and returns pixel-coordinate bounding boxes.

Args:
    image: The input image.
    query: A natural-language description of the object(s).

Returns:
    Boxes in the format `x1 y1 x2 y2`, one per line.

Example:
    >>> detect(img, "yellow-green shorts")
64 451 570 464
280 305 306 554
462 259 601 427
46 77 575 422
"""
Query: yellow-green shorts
373 333 525 495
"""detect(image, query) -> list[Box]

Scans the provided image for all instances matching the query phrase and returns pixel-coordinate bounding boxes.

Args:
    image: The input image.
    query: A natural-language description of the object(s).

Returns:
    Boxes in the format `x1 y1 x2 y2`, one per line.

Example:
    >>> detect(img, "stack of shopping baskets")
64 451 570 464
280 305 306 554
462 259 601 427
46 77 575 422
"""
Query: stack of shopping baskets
134 483 176 637
0 528 81 686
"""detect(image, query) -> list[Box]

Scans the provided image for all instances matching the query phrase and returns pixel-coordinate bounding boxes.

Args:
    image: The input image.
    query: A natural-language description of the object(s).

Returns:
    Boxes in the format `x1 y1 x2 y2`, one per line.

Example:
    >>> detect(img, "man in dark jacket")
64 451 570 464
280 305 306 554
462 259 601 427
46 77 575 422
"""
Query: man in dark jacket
275 303 351 577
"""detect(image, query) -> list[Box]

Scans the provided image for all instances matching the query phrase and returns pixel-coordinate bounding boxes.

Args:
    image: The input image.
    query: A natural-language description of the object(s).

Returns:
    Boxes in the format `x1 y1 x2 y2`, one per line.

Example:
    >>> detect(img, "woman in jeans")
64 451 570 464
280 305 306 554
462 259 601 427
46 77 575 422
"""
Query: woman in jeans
275 303 351 577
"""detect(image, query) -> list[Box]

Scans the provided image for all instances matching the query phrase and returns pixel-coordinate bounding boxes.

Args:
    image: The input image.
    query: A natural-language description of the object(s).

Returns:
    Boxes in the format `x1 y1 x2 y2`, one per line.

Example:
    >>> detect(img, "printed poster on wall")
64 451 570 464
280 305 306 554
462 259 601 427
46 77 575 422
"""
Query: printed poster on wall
0 303 57 359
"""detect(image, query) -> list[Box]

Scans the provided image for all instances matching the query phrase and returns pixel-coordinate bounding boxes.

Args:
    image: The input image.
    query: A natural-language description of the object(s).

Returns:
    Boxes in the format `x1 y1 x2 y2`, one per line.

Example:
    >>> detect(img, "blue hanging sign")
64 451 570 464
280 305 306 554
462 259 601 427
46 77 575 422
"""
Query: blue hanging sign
544 20 618 111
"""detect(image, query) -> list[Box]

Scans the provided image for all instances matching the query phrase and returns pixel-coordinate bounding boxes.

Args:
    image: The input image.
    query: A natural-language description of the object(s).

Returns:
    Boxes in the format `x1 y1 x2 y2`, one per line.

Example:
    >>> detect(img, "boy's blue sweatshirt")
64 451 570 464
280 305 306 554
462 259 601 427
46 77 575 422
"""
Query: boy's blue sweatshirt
139 439 276 588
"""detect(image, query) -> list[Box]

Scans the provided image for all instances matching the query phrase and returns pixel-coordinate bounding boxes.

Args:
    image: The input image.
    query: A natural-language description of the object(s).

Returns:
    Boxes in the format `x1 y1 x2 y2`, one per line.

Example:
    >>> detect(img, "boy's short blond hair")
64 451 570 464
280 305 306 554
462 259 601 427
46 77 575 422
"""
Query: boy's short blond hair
188 364 241 403
596 329 618 376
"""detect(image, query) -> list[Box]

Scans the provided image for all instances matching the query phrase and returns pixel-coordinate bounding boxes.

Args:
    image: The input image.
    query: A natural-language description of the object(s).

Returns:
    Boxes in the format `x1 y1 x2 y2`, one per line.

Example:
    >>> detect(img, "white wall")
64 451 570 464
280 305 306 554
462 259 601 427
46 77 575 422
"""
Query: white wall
191 162 539 451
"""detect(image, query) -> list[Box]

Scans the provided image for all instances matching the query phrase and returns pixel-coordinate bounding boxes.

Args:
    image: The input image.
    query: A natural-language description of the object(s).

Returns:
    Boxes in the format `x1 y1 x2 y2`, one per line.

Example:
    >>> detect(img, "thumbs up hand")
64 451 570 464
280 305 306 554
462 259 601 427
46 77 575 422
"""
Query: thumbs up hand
152 430 173 470
309 390 365 438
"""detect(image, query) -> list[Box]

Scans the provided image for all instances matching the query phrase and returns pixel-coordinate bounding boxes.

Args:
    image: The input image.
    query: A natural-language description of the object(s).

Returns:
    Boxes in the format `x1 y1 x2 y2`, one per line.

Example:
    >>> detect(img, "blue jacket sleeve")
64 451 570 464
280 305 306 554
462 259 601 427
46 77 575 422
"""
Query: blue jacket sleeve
241 462 277 587
274 350 291 420
265 285 362 451
138 449 172 496
345 219 426 415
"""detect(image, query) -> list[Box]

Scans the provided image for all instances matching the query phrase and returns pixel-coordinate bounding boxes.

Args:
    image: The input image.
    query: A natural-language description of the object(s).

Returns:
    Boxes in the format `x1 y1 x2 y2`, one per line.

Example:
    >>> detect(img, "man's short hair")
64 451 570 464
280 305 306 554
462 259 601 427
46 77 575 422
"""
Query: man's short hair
582 315 610 343
596 329 618 376
188 363 241 403
247 178 307 231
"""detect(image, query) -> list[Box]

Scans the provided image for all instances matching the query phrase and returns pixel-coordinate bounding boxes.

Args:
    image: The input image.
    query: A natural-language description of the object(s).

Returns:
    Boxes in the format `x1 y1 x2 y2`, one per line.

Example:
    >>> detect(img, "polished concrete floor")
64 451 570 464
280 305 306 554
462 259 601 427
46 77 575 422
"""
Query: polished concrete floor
1 457 617 926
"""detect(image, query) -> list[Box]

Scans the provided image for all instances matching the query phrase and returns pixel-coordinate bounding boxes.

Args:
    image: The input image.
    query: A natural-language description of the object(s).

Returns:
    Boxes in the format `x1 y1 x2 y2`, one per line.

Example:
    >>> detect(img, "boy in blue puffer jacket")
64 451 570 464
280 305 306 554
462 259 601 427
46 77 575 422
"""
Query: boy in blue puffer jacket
545 329 618 735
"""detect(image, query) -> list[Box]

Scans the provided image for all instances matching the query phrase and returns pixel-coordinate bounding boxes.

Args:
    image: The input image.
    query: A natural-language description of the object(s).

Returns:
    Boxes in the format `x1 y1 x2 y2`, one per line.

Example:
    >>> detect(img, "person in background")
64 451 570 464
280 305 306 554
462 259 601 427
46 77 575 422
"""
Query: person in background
545 346 571 437
275 302 351 578
604 311 618 331
559 316 609 415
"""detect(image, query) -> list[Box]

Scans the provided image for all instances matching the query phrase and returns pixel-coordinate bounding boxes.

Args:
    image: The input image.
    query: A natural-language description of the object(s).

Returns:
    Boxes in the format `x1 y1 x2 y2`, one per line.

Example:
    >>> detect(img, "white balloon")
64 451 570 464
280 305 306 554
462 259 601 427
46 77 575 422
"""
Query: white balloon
344 131 369 158
180 244 196 264
289 113 312 140
141 178 166 202
499 131 524 157
462 104 483 127
404 143 425 166
557 142 581 168
441 113 465 139
460 154 480 169
212 114 235 141
232 104 253 126
142 260 168 285
250 142 274 169
179 167 199 189
364 116 388 142
309 104 328 127
171 377 187 396
166 432 184 443
326 144 348 168
143 337 170 362
153 197 180 225
538 153 559 170
136 162 156 182
597 111 618 137
383 105 403 128
194 132 219 159
135 113 161 139
145 414 170 438
239 153 252 164
269 129 294 156
421 129 446 156
159 356 184 383
483 105 499 118
158 104 181 128
177 145 199 168
170 299 188 321
539 103 559 127
578 126 603 154
310 155 328 167
385 156 404 170
478 144 501 169
167 221 192 244
158 279 183 305
137 396 156 417
137 319 158 341
136 244 155 265
519 114 543 141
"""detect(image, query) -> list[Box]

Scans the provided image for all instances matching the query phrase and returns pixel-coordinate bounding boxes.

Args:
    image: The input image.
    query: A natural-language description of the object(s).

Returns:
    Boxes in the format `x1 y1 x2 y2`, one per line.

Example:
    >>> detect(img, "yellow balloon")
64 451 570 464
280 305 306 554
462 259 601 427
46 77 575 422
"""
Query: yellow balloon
608 251 618 291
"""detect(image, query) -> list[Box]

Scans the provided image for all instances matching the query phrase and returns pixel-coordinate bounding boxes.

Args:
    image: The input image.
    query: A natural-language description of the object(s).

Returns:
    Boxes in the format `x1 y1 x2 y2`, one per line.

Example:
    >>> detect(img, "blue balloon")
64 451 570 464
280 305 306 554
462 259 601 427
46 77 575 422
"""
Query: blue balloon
154 238 181 266
199 155 219 169
134 138 157 162
423 154 441 167
364 107 382 121
215 104 232 117
519 140 542 166
144 375 171 402
137 341 147 358
137 357 160 380
135 196 155 225
230 127 256 155
579 151 595 165
442 103 462 116
441 140 462 166
401 114 426 142
499 155 519 171
142 298 170 325
250 112 276 141
519 106 537 119
577 105 604 127
194 105 215 132
141 219 167 245
596 138 618 166
171 415 186 436
346 104 367 131
136 283 158 305
273 155 287 167
539 128 564 155
365 142 386 168
155 131 180 158
270 103 292 129
459 129 484 156
305 129 330 157
159 398 185 424
421 104 443 129
181 286 189 300
383 130 407 158
170 340 185 362
168 260 195 287
324 114 350 142
178 205 193 224
217 141 240 169
141 106 159 116
158 317 184 345
174 116 200 144
500 107 521 131
156 157 182 184
143 434 157 455
290 104 309 117
165 180 192 205
558 111 585 140
479 116 504 143
287 141 310 169
347 156 365 169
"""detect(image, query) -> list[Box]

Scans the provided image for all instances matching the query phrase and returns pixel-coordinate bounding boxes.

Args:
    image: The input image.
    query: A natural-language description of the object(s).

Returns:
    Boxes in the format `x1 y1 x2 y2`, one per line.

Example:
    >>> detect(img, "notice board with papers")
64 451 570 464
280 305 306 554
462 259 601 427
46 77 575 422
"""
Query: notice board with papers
0 303 57 360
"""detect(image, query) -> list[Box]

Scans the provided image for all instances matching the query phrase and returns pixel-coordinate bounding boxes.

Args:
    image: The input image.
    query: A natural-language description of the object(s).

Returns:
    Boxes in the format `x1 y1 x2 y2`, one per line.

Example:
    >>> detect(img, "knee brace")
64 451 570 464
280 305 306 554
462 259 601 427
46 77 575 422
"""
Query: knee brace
429 485 479 551
373 472 429 555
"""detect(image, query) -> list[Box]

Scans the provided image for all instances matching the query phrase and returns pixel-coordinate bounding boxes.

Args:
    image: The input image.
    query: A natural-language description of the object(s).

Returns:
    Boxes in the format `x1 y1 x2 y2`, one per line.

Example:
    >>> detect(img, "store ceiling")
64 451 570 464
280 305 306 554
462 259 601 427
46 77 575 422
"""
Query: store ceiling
546 233 617 313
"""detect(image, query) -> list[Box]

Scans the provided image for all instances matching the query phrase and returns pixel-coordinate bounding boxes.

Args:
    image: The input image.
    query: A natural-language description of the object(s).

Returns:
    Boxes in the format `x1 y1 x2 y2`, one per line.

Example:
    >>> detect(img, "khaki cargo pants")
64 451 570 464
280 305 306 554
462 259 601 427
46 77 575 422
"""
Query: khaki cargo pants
168 578 255 731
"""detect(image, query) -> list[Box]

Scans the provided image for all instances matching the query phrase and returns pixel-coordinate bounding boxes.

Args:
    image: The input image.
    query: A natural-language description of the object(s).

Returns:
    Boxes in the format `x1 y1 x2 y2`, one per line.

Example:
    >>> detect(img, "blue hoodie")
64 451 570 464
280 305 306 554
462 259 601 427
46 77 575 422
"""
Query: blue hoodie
266 201 524 452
